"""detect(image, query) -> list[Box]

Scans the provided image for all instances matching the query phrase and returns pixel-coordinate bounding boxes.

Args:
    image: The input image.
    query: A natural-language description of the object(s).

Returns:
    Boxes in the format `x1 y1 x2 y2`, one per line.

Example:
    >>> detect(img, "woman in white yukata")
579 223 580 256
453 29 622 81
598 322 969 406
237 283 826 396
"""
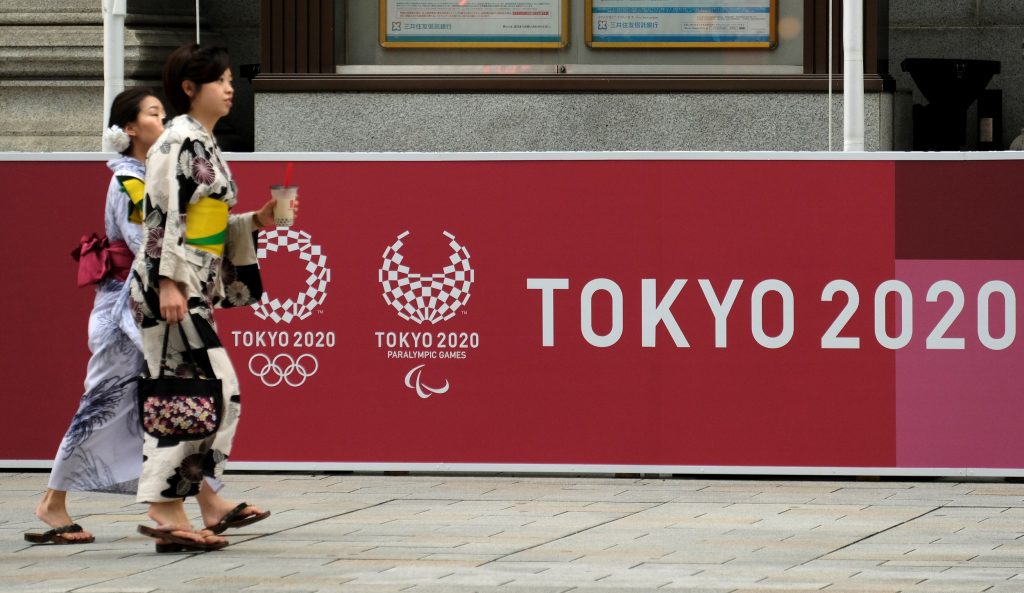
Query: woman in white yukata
129 44 285 552
25 89 164 545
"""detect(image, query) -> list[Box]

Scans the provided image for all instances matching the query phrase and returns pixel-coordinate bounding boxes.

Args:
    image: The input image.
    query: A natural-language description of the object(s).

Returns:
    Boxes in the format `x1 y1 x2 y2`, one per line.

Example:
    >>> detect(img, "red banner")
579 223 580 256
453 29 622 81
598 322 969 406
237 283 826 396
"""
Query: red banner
5 155 1023 472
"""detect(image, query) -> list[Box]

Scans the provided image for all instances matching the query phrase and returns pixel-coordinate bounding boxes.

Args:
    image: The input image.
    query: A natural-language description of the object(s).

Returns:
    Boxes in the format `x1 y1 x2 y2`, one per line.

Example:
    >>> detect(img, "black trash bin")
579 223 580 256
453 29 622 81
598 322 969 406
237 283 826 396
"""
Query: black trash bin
901 58 1000 151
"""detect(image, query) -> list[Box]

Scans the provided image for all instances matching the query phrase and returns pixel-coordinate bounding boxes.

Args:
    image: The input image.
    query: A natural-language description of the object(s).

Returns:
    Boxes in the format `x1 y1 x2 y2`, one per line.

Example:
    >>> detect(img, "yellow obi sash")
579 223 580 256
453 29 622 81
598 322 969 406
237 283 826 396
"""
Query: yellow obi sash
116 175 146 224
185 197 228 257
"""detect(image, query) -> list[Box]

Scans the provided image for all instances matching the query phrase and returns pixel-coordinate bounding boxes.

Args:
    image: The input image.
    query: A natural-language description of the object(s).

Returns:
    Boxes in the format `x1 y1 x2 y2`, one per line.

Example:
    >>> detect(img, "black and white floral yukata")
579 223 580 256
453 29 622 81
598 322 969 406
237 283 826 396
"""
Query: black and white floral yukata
129 114 262 503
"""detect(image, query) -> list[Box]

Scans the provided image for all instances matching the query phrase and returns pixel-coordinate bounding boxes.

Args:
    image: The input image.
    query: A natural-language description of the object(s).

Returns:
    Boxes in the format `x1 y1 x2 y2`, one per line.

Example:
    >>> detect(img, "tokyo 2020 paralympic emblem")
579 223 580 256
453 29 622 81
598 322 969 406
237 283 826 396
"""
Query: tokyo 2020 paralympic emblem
378 230 474 324
377 230 476 399
252 228 330 323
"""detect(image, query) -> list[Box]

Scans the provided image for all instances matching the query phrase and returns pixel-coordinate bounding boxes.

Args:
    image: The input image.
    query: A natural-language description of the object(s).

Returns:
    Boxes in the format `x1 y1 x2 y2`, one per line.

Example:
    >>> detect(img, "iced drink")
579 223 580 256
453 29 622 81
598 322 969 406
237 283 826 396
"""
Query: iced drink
270 185 298 227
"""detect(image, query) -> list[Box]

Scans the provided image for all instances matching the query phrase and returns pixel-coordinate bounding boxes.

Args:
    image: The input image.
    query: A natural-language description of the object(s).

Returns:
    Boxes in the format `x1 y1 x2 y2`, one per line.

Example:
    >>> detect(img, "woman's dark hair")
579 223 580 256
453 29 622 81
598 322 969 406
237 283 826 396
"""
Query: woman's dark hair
108 86 157 155
162 43 231 116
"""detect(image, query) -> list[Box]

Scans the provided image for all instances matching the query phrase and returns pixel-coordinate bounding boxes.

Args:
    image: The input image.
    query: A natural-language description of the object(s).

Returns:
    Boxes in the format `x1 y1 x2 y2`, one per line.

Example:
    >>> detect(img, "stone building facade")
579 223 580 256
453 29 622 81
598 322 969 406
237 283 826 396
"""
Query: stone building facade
1 1 1020 152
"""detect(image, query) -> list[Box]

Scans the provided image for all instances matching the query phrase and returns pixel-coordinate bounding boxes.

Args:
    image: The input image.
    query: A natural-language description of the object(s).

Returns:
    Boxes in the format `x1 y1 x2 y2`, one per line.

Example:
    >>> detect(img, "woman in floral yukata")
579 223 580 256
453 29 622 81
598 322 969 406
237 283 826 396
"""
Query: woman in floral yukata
129 44 286 552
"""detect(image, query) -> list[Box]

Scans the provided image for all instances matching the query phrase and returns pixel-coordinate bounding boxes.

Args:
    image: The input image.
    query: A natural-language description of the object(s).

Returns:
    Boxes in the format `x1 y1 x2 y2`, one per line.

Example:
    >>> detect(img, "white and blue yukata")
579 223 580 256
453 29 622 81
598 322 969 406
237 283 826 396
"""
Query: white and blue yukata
48 156 147 494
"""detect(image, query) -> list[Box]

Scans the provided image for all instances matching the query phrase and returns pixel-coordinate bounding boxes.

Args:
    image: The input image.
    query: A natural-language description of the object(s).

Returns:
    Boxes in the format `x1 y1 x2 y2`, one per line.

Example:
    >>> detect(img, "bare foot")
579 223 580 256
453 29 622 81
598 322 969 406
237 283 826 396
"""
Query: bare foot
34 489 93 542
146 501 226 546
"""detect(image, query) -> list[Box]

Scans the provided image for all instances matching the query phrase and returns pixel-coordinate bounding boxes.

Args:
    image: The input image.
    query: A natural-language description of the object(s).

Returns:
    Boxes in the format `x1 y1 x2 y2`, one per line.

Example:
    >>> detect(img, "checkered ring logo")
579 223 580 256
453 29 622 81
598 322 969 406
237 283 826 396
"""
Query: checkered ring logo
251 228 331 323
378 230 474 324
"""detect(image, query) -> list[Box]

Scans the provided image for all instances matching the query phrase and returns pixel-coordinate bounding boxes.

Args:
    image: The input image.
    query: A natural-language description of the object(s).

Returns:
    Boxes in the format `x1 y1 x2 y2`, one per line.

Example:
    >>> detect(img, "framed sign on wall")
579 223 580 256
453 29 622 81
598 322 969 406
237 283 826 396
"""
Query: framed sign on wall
587 0 777 48
381 0 569 48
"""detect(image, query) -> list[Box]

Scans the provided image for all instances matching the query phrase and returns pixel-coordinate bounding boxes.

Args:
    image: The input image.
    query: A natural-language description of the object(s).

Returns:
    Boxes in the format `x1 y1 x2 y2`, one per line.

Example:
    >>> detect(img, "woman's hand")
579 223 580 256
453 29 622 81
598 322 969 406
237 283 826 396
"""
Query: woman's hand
255 199 275 228
254 197 299 229
159 278 187 325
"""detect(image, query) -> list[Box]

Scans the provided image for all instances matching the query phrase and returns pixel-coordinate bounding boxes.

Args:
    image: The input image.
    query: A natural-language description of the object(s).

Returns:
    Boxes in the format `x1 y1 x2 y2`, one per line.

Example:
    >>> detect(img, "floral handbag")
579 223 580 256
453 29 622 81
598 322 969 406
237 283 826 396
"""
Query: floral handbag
137 324 223 442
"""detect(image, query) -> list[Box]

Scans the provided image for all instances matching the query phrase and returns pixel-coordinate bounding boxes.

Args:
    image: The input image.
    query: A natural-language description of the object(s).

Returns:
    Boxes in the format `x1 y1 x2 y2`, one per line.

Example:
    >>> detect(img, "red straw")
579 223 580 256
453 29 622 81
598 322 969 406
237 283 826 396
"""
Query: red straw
284 162 294 187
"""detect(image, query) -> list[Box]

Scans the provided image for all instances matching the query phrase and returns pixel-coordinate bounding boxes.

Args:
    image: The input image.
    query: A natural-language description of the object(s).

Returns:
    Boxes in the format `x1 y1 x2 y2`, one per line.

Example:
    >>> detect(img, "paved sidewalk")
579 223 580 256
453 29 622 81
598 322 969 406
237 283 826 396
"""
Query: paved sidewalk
2 472 1024 592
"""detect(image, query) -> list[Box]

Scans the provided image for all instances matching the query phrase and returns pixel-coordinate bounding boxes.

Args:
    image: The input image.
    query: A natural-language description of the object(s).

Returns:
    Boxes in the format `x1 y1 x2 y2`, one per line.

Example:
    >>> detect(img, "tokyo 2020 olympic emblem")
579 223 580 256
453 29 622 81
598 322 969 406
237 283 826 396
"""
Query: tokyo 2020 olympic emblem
378 230 474 325
251 228 330 323
240 227 332 389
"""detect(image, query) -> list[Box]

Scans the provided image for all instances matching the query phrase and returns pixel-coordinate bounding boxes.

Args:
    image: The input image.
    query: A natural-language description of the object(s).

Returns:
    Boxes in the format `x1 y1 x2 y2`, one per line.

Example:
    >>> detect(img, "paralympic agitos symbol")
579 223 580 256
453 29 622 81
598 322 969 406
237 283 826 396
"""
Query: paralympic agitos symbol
404 364 450 399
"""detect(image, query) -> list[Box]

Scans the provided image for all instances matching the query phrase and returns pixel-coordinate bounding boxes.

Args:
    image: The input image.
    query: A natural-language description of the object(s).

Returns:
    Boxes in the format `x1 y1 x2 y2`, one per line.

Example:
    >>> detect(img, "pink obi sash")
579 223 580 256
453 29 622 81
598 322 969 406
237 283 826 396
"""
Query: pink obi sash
71 233 133 287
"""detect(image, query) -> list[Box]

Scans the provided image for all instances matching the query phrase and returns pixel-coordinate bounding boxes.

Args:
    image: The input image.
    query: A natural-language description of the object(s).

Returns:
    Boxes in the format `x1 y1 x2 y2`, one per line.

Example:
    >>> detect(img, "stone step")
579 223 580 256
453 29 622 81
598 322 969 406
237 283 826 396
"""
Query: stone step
0 80 103 151
0 25 194 78
0 0 99 25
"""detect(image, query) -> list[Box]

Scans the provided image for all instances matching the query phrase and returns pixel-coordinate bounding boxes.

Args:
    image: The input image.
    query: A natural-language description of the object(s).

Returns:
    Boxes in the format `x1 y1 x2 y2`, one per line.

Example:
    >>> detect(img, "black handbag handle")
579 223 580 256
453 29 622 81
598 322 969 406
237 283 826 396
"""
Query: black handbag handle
157 321 207 379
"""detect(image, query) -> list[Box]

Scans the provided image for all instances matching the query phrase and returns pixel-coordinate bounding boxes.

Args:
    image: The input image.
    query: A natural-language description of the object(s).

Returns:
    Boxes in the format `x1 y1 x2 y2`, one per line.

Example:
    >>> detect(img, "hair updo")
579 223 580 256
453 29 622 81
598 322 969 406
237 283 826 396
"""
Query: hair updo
106 87 157 155
162 43 231 116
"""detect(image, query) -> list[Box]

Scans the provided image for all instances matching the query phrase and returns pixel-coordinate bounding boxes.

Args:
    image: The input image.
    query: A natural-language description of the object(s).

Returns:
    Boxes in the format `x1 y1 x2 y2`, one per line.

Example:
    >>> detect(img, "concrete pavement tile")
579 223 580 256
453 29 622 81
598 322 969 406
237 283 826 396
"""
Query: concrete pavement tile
568 589 684 593
754 574 832 588
347 546 456 560
0 576 122 590
813 583 903 593
483 564 559 577
0 585 79 593
322 559 400 572
822 543 917 560
495 569 613 587
418 552 499 562
798 559 885 570
369 565 455 579
409 585 571 593
453 515 538 528
658 572 763 589
895 583 996 593
536 491 631 503
500 549 585 562
313 586 408 593
303 542 401 556
67 587 158 593
449 542 533 555
590 572 674 587
433 524 505 537
733 585 827 589
583 502 660 513
627 562 704 576
431 572 517 586
605 491 683 503
964 555 1024 566
568 551 672 566
902 543 999 561
749 492 818 505
657 587 734 593
241 586 320 592
654 549 738 564
937 566 1020 579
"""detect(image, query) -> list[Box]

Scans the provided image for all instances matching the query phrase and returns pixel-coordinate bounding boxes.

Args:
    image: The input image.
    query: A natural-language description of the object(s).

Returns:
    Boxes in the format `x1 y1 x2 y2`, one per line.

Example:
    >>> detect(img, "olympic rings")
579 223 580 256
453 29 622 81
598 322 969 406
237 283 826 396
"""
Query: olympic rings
248 353 319 387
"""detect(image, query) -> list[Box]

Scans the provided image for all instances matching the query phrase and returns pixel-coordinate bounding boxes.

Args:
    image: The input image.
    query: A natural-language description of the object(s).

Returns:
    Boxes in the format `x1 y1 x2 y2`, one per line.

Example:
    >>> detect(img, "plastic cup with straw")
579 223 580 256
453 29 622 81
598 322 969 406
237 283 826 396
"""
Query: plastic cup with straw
270 162 298 227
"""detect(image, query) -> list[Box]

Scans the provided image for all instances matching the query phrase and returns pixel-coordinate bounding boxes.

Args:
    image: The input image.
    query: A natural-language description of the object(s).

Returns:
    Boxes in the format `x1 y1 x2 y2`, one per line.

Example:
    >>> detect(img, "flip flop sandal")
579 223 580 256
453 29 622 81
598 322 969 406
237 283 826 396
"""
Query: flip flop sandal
24 524 95 545
207 502 271 534
155 542 205 554
137 524 228 551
